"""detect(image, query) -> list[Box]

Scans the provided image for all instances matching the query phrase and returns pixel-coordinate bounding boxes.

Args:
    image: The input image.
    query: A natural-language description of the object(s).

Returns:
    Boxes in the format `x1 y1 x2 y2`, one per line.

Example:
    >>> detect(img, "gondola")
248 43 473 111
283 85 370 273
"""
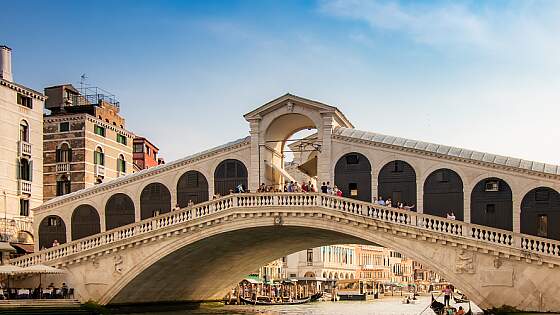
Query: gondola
430 294 445 315
310 292 323 302
454 294 470 304
239 295 311 305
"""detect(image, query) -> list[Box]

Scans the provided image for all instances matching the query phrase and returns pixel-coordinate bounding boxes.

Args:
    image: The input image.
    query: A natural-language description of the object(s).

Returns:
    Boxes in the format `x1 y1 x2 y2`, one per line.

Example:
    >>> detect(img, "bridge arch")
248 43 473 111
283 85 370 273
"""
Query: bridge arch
470 177 513 231
38 215 66 249
105 193 135 231
177 170 209 207
334 152 372 202
214 159 248 196
71 204 101 241
423 168 464 220
521 187 560 240
377 160 417 206
140 182 172 219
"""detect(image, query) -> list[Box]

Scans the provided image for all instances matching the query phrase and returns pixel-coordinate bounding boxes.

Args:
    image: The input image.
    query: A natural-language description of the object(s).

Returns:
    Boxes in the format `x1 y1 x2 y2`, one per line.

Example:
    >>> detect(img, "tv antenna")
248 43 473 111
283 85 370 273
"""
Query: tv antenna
80 73 88 93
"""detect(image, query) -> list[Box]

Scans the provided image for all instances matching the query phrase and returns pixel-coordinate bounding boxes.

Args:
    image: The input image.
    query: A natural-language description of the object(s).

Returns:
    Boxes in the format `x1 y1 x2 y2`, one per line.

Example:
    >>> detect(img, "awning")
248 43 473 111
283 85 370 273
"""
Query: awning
0 242 16 253
11 243 34 254
297 156 317 177
0 264 23 275
20 264 65 274
265 161 295 182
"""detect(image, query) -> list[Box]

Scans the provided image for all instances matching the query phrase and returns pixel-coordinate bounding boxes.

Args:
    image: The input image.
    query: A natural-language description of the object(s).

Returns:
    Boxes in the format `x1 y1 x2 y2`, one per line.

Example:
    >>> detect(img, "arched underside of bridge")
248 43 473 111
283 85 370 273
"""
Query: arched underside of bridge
82 211 560 312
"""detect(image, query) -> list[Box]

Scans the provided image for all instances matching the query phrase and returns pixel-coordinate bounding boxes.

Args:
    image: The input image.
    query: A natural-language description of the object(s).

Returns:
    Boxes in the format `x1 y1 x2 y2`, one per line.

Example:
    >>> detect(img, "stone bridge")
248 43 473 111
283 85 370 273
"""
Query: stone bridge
11 193 560 311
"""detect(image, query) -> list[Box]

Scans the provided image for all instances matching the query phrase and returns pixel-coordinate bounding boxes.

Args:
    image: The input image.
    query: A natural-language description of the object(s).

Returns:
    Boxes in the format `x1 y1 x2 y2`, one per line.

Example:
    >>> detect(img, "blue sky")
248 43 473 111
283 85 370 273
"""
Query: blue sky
2 0 559 164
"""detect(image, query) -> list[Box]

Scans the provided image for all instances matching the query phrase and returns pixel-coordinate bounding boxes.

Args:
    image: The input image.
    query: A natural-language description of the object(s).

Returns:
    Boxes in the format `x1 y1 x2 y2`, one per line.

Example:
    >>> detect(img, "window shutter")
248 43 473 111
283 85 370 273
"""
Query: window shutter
29 160 33 182
56 149 61 162
16 159 21 179
68 148 73 162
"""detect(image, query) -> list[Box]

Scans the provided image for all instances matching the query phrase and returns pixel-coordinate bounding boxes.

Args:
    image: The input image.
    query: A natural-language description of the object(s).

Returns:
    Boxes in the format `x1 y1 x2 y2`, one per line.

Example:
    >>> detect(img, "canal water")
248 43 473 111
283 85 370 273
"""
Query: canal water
123 296 483 315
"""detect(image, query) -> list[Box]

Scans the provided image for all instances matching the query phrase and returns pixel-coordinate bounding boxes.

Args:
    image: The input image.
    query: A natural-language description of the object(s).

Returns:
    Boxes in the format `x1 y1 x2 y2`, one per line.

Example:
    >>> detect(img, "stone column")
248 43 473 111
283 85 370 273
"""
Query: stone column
371 170 378 203
416 179 423 214
463 185 471 223
512 196 521 233
317 114 333 185
248 119 261 192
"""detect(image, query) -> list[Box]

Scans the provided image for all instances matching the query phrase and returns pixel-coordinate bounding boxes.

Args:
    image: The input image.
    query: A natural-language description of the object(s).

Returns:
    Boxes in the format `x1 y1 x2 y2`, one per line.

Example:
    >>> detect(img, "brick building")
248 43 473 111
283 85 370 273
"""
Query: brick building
133 137 160 170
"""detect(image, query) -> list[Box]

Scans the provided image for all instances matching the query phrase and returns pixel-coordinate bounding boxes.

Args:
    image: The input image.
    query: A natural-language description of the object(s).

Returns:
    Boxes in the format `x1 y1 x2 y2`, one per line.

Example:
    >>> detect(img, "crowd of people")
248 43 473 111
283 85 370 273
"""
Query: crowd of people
0 282 73 300
373 196 416 212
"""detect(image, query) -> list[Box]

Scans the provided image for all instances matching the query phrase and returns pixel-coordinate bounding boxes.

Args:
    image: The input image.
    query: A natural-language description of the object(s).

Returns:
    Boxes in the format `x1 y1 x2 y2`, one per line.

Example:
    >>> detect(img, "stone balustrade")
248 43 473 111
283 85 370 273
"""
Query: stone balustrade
10 193 560 268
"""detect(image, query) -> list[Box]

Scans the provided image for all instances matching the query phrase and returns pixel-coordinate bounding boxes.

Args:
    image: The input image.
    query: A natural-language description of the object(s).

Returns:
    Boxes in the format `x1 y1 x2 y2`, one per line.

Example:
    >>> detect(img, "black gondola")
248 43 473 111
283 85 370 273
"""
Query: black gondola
239 295 311 305
310 292 323 302
430 294 445 315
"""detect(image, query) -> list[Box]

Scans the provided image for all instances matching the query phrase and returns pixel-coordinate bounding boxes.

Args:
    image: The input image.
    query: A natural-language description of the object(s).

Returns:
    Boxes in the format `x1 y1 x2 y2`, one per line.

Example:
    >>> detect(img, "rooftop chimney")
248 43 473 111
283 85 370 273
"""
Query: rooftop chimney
0 45 13 82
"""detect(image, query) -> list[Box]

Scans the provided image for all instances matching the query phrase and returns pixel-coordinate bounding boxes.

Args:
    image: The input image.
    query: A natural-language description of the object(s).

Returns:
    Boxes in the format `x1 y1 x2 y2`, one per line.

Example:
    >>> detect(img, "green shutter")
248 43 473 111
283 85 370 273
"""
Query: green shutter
16 159 21 179
29 160 33 182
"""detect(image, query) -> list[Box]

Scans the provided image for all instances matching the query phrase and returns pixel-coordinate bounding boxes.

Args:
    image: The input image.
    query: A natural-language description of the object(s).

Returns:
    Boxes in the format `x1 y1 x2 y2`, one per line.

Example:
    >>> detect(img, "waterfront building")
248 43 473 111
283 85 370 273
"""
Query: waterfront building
355 245 391 283
0 45 44 250
133 136 160 170
42 84 134 201
251 258 284 283
284 245 357 282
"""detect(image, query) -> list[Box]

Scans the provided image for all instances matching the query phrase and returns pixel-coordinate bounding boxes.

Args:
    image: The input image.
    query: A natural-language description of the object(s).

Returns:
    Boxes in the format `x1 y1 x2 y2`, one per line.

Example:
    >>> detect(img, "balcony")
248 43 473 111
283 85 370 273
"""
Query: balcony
95 164 105 177
18 179 32 195
56 162 70 173
18 141 31 157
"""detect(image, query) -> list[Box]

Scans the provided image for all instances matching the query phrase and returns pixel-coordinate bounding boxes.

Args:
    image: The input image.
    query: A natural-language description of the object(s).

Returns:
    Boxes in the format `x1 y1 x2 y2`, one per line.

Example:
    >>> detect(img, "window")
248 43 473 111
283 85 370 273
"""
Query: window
146 146 151 155
116 134 127 145
56 175 71 196
94 125 105 137
19 120 29 142
117 154 126 173
537 215 548 237
485 180 499 192
436 170 449 182
393 161 403 172
346 154 359 165
306 249 313 264
20 199 29 216
486 204 496 214
59 122 70 132
47 217 60 226
535 189 550 202
18 158 32 181
94 147 104 165
56 143 72 162
349 183 358 196
17 93 33 108
133 144 143 153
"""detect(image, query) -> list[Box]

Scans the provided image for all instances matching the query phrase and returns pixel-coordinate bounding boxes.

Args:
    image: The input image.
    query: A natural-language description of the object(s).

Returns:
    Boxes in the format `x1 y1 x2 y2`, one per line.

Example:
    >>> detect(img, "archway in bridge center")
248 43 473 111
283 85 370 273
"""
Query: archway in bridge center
105 193 135 231
38 215 66 249
521 187 560 240
177 171 209 207
71 205 101 241
335 152 371 202
214 159 248 196
263 113 319 190
378 160 416 207
423 169 464 220
140 183 171 219
471 177 512 231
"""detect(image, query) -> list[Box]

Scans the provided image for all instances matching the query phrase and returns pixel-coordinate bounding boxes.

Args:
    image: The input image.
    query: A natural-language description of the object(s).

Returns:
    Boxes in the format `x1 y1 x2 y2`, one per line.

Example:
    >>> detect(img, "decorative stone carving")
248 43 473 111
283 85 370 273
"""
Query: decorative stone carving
455 249 475 274
273 216 283 226
493 257 503 269
286 101 294 112
114 255 124 274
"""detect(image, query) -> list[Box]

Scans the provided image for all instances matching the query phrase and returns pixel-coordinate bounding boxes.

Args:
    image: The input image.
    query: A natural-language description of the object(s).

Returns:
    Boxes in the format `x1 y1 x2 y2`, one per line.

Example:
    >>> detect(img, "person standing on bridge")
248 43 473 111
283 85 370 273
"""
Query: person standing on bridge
443 285 452 306
321 182 327 193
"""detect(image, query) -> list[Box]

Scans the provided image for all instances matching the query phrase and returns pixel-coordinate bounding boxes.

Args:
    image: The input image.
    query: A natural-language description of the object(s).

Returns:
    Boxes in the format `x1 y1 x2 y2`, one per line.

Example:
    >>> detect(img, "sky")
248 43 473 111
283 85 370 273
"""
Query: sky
2 0 559 164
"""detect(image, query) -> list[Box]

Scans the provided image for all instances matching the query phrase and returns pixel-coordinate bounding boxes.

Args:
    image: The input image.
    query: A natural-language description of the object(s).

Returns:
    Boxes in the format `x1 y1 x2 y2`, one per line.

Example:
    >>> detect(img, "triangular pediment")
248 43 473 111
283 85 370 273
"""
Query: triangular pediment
244 93 354 128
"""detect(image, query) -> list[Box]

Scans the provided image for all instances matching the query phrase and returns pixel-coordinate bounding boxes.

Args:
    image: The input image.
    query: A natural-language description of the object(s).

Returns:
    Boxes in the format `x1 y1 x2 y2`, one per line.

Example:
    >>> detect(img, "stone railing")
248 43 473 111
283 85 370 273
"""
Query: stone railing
18 140 32 156
10 193 560 267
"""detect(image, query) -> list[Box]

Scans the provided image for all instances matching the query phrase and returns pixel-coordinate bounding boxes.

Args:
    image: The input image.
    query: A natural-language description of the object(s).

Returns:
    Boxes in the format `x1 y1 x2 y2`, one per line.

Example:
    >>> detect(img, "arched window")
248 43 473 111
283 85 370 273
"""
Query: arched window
423 168 464 220
177 170 209 207
117 154 126 173
378 160 416 207
140 183 171 219
38 215 66 249
214 159 248 196
105 193 135 230
521 187 560 240
94 147 104 166
56 143 72 163
334 152 372 202
19 120 29 142
71 205 100 240
18 158 32 181
471 177 512 231
56 174 71 196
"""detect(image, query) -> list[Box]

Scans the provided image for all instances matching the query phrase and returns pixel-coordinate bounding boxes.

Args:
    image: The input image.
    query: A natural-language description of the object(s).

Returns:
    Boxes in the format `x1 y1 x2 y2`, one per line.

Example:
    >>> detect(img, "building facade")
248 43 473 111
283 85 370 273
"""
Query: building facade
133 137 160 170
284 245 357 281
42 84 134 202
0 45 44 249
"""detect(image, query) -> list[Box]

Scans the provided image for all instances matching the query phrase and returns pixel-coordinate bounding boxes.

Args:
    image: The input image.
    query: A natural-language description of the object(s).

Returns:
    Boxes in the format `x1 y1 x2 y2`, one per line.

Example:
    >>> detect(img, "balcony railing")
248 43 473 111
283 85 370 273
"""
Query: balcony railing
56 162 70 173
18 179 32 195
95 164 105 177
18 141 31 157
